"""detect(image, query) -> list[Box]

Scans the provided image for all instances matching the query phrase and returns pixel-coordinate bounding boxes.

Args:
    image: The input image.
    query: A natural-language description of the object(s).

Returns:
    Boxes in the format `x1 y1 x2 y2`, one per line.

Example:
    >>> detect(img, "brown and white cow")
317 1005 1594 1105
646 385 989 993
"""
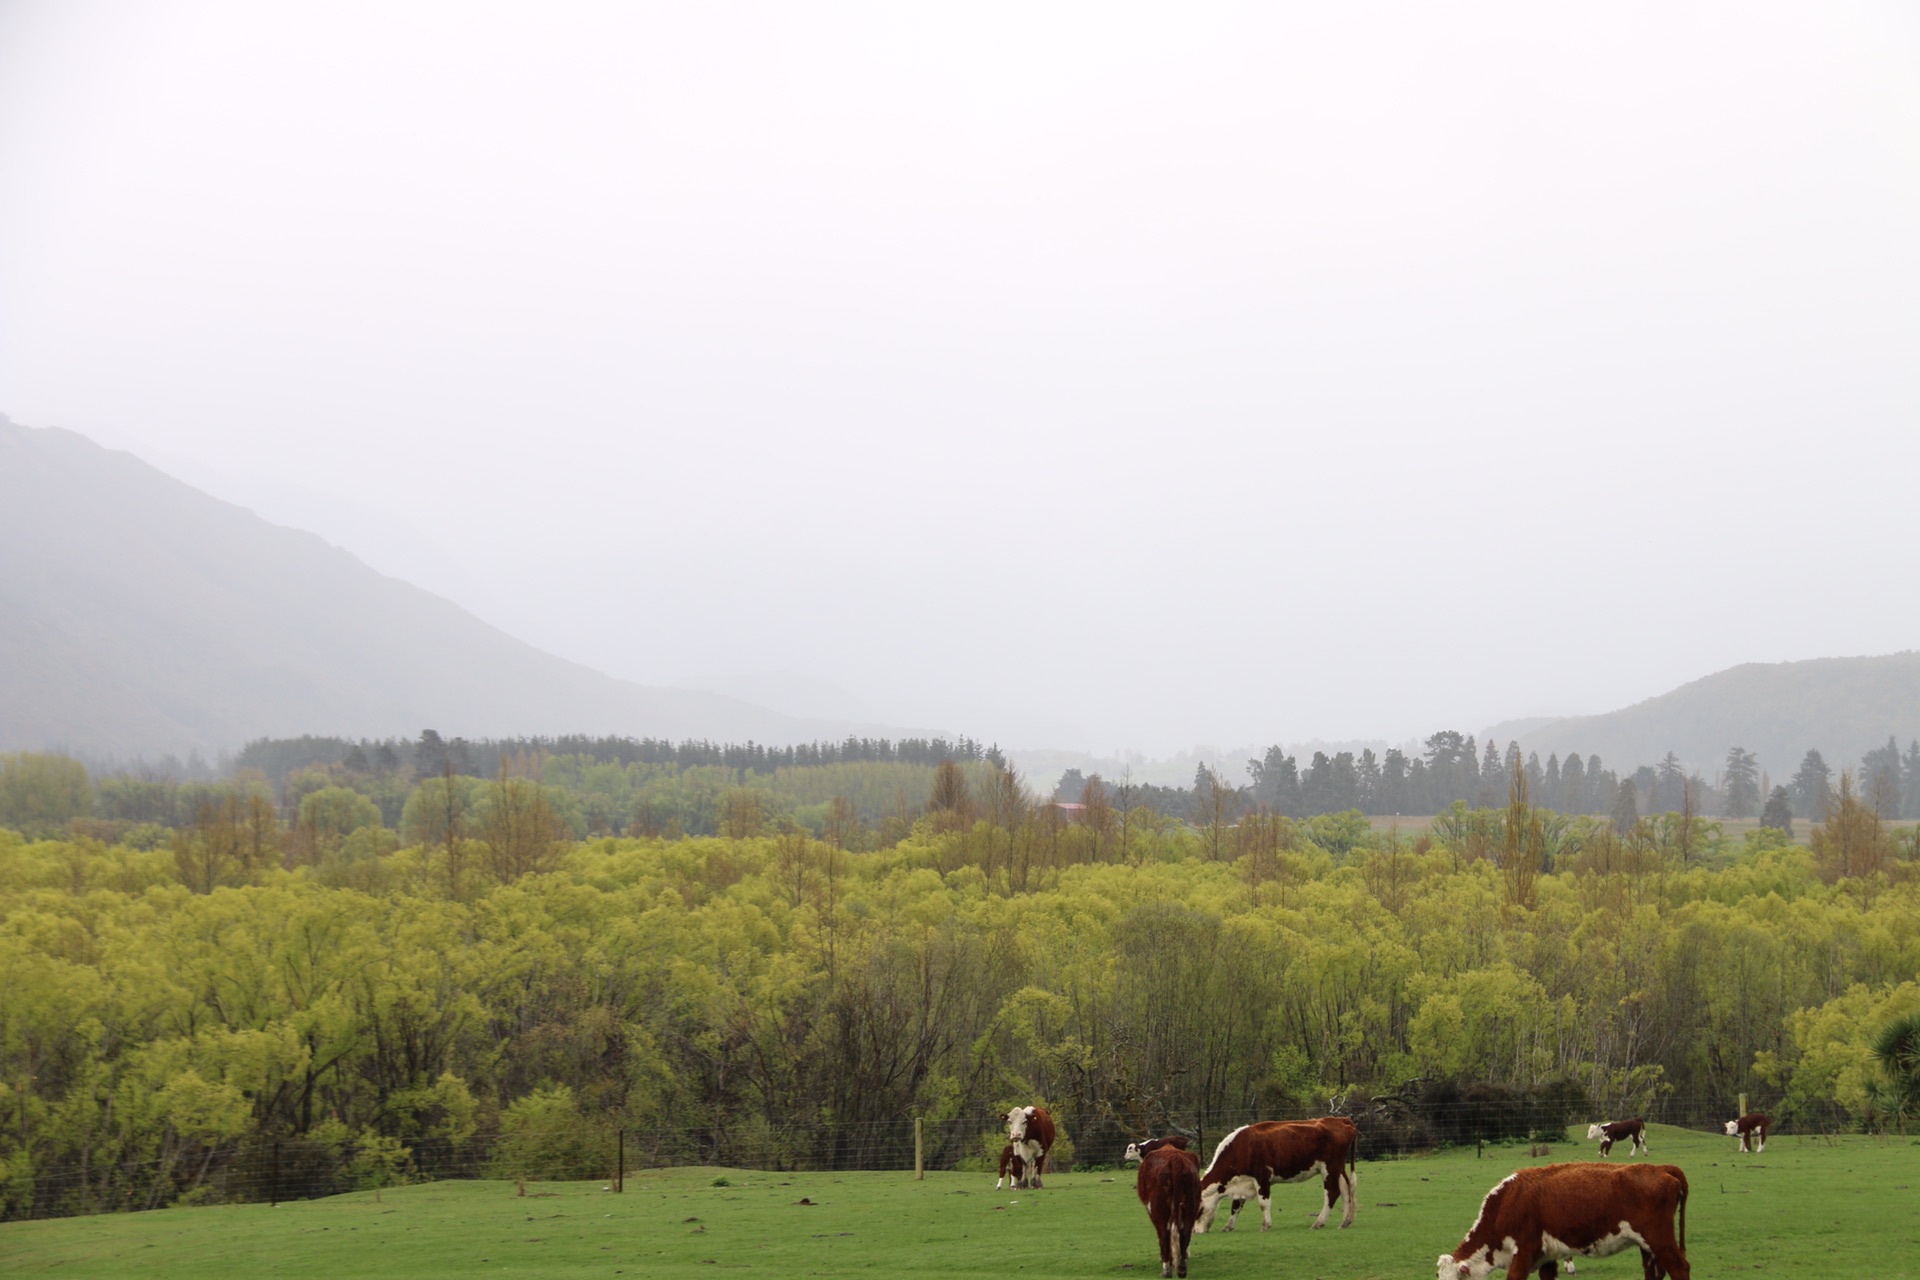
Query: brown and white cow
1584 1118 1647 1158
1194 1116 1357 1233
1724 1112 1768 1153
1136 1141 1203 1278
1437 1162 1690 1280
1124 1134 1192 1163
1001 1105 1055 1189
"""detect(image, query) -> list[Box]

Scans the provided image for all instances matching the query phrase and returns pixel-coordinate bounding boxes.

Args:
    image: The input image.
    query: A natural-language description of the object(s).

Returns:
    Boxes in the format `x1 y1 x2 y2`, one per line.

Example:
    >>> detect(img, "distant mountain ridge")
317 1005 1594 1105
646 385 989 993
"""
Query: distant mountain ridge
0 418 914 758
1513 652 1920 779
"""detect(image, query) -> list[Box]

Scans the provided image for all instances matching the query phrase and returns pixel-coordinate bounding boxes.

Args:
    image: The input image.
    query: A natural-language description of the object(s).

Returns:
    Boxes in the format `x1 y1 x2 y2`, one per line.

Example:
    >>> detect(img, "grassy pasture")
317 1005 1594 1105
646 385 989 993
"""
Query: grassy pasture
5 1125 1918 1278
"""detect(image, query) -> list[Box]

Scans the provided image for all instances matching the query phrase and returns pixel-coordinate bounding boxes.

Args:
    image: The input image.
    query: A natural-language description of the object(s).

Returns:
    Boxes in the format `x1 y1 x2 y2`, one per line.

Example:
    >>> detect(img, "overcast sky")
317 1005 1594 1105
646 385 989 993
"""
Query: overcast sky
3 1 1917 754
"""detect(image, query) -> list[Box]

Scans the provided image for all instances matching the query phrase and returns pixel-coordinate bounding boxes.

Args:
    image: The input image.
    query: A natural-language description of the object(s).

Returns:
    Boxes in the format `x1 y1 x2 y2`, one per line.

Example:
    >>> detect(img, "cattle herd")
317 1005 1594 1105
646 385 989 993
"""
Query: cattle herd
996 1104 1775 1279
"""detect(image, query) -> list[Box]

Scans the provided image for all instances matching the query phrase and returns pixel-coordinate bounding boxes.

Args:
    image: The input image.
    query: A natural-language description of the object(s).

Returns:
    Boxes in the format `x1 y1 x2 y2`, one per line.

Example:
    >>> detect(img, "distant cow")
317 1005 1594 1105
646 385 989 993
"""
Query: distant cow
1437 1162 1689 1280
1136 1141 1203 1278
1124 1134 1191 1163
1195 1116 1357 1234
996 1143 1027 1188
1585 1118 1648 1158
1001 1105 1055 1189
1725 1112 1769 1153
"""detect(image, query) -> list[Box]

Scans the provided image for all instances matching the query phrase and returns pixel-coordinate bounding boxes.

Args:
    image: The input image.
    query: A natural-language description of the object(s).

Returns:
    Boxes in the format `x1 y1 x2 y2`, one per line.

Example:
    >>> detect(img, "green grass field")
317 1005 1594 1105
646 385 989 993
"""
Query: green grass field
6 1126 1918 1278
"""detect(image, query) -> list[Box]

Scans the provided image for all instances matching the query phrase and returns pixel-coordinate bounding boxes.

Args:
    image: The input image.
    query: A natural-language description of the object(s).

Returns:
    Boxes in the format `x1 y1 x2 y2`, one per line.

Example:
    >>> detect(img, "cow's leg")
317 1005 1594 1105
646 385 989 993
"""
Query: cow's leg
1339 1166 1357 1227
1031 1150 1045 1189
1504 1240 1541 1280
1257 1176 1274 1230
1223 1197 1240 1231
1599 1137 1612 1158
1310 1167 1337 1228
1155 1204 1174 1278
1642 1222 1689 1280
1539 1263 1559 1280
1756 1131 1765 1154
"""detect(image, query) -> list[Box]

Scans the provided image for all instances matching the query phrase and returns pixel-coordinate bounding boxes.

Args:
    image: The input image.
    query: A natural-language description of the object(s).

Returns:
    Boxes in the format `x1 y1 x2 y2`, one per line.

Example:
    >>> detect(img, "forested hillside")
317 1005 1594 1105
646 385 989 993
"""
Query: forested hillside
1516 652 1920 784
3 746 1917 1221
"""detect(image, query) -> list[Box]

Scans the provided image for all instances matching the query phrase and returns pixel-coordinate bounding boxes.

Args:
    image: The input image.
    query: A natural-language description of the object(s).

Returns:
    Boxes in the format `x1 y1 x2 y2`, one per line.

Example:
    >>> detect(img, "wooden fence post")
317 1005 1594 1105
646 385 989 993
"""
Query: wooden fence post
914 1116 924 1180
616 1128 625 1192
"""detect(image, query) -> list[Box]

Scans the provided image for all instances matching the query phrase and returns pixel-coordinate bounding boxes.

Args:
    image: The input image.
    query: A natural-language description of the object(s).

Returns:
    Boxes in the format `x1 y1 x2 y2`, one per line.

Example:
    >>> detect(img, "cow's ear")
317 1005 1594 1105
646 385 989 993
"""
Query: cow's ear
1025 1106 1036 1118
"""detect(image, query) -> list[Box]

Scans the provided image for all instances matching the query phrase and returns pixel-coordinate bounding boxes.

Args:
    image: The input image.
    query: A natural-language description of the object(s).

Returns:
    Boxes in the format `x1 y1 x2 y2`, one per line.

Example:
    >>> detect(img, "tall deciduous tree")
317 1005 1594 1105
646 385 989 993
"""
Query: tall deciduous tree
1810 772 1891 883
1078 774 1115 861
1191 763 1237 861
480 769 569 879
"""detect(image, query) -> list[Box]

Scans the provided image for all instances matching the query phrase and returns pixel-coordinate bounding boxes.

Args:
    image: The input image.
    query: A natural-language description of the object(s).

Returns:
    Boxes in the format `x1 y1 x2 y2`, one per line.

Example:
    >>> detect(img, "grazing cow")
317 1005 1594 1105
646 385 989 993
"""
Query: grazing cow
1136 1142 1203 1278
1001 1105 1056 1189
1585 1118 1648 1158
1437 1162 1690 1280
1724 1112 1769 1153
1194 1116 1357 1234
1124 1134 1191 1163
996 1143 1027 1188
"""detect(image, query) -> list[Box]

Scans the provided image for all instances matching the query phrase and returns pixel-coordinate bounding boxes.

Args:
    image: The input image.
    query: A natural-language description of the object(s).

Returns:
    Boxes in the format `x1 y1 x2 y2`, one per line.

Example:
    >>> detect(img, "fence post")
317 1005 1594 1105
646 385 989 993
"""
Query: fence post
914 1116 924 1180
271 1140 281 1207
1738 1091 1747 1121
616 1128 625 1192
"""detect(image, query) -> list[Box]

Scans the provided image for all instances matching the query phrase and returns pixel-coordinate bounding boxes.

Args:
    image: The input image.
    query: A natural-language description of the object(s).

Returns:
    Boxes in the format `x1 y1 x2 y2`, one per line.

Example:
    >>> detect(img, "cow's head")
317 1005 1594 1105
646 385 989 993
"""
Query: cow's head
1197 1180 1224 1231
1436 1248 1492 1279
1006 1106 1036 1142
1724 1119 1740 1136
1585 1122 1607 1140
1123 1141 1144 1163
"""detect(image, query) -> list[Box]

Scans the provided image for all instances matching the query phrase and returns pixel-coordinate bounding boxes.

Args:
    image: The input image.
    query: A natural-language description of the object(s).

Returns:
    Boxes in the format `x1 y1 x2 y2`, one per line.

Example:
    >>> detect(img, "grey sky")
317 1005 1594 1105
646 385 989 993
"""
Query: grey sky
4 1 1917 754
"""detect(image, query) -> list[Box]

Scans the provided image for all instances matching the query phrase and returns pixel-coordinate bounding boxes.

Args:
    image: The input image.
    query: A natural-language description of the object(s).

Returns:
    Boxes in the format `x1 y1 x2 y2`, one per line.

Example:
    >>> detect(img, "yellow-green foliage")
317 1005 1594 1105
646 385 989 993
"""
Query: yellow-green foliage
0 812 1916 1219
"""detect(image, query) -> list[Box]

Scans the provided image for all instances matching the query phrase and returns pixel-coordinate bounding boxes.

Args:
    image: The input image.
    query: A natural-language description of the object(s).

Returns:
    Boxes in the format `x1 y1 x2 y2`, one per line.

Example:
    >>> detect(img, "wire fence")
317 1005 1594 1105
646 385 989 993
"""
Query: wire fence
0 1094 1836 1225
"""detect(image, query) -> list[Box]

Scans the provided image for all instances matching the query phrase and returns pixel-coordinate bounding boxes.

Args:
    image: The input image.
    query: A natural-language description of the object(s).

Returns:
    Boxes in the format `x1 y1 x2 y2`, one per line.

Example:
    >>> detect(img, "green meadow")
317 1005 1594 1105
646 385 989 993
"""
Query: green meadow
5 1126 1918 1279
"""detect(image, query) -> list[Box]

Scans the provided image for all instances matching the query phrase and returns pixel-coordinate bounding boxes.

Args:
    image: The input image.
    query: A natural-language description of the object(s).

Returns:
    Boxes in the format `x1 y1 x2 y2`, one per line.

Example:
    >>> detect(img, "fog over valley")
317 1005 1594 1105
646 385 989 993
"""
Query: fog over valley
4 3 1917 757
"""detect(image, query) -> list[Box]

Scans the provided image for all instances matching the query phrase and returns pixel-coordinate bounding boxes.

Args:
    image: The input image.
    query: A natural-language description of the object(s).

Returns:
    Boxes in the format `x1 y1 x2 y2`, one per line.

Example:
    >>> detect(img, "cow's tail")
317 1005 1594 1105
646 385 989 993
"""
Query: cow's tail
1677 1176 1687 1252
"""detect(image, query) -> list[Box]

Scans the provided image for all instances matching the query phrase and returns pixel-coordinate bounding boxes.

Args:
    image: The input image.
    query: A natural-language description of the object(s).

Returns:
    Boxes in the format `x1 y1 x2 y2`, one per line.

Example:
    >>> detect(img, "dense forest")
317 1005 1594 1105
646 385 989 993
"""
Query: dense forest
2 740 1918 1221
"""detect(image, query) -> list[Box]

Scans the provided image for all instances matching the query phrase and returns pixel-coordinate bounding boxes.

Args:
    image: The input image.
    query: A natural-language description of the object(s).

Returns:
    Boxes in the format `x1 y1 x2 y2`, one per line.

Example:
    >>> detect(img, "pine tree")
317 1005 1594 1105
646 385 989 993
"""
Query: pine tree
1792 749 1833 823
1760 785 1794 836
1723 747 1761 820
1479 739 1502 807
1611 777 1639 836
1561 753 1587 814
1861 736 1903 819
1652 752 1687 814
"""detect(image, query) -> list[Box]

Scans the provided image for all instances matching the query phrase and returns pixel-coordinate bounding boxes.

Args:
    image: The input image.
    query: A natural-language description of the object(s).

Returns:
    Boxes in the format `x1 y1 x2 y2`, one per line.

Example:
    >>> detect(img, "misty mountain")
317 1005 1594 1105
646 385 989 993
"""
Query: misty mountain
671 670 877 724
1514 652 1920 779
0 418 909 758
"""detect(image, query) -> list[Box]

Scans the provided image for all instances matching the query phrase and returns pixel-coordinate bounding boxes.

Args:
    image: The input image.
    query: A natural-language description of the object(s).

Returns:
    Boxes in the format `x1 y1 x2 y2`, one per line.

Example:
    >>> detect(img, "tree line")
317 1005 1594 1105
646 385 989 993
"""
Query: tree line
231 731 1003 788
1052 733 1920 828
